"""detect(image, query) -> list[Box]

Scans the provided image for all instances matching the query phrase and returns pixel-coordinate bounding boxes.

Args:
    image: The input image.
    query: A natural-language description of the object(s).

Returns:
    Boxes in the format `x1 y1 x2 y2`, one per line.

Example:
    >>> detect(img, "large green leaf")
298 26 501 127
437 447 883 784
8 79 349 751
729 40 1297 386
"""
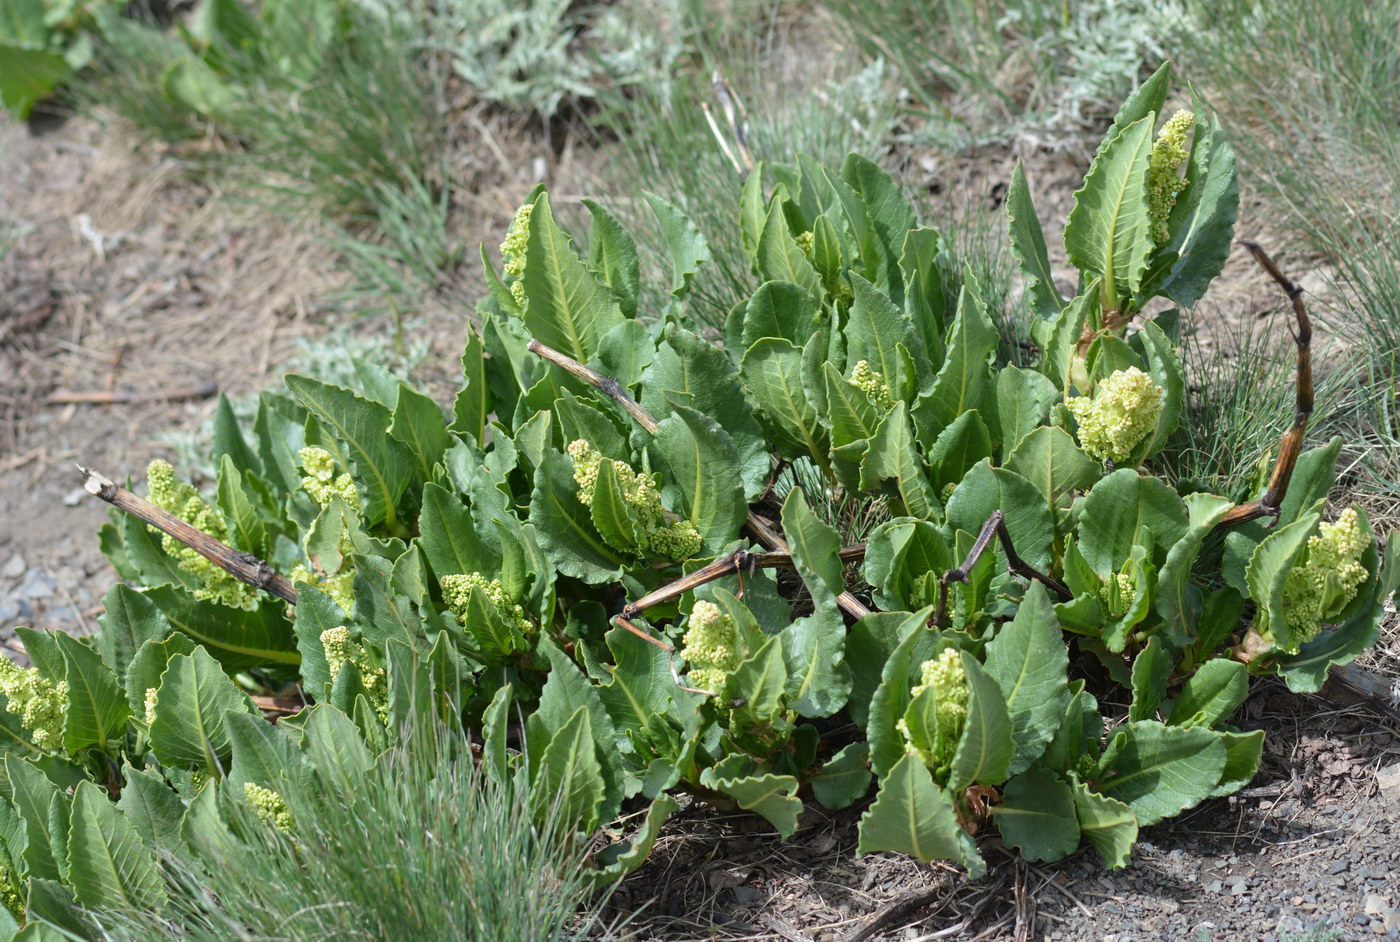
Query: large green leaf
779 610 851 719
1096 721 1226 826
55 633 129 755
1006 162 1063 319
123 634 197 717
534 706 606 832
145 585 299 670
1065 115 1156 305
596 624 676 747
149 647 259 773
741 280 821 350
589 458 642 557
215 455 268 560
66 780 166 914
417 483 492 585
644 191 710 298
698 768 803 838
0 45 71 120
4 755 64 883
285 374 416 530
983 583 1070 775
1076 469 1190 574
726 637 787 731
811 743 872 810
649 405 747 554
856 755 983 875
993 766 1080 862
94 584 172 683
838 154 917 300
582 198 640 316
589 794 677 886
916 281 998 434
388 382 452 481
780 488 844 608
846 274 924 390
859 402 937 519
741 337 830 467
1004 425 1100 521
520 192 626 363
866 628 942 775
756 200 822 299
1155 492 1234 645
1244 500 1326 654
993 366 1058 453
949 655 1015 790
945 460 1055 572
1070 776 1137 868
450 329 492 443
116 765 188 857
529 451 626 584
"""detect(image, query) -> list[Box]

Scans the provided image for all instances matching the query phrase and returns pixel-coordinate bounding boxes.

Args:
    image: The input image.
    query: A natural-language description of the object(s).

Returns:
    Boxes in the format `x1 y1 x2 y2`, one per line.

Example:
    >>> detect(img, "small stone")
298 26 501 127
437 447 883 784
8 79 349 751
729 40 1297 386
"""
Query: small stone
1327 859 1351 876
62 487 86 507
730 886 761 905
1377 762 1400 802
1206 880 1224 894
1364 894 1390 916
18 569 56 600
1 553 24 579
0 597 33 625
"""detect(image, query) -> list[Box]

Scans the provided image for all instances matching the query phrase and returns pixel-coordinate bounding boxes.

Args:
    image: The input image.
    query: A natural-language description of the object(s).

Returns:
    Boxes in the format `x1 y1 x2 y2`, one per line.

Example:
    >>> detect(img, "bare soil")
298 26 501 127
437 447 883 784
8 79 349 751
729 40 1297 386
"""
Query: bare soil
3 111 1398 942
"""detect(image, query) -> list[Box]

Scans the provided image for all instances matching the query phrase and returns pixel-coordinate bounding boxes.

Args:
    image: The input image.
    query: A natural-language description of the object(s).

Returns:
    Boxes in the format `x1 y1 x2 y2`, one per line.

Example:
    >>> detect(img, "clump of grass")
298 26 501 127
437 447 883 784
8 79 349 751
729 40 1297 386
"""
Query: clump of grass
88 723 618 941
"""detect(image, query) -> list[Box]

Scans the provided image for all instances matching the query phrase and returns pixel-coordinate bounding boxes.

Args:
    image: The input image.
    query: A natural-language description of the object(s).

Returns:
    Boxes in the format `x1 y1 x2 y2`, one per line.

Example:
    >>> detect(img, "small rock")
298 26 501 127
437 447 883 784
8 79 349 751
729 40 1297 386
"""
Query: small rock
1327 859 1351 876
0 597 33 625
1 553 24 579
1206 880 1224 894
730 886 761 905
1377 762 1400 802
18 569 56 600
1364 894 1391 916
62 487 86 507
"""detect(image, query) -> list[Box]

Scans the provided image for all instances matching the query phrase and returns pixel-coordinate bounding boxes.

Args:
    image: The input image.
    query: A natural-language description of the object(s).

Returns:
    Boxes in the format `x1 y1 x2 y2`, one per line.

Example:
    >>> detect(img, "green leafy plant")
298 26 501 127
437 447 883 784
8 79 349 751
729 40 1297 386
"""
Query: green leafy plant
1 65 1395 938
0 0 119 117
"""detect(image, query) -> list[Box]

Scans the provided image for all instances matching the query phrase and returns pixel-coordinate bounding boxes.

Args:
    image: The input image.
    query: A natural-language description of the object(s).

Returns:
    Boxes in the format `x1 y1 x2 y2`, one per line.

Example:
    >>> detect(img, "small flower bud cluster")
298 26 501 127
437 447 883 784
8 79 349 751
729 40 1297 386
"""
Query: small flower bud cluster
243 782 293 832
290 563 355 614
681 600 742 694
500 202 535 306
320 626 387 720
1277 508 1369 647
0 657 67 751
146 460 257 609
1100 569 1136 618
144 687 159 725
1066 367 1164 464
441 572 533 637
1148 109 1194 245
897 648 968 777
794 230 816 257
848 360 895 413
298 447 356 508
567 440 702 561
0 868 22 921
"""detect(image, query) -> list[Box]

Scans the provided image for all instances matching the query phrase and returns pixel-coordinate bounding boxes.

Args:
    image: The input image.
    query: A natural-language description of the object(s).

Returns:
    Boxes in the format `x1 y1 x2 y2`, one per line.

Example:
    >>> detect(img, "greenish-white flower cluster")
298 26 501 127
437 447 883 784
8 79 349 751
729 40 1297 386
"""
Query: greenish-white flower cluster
501 201 535 307
243 782 293 832
144 687 159 725
146 459 257 609
1066 367 1164 464
1148 109 1194 245
680 600 742 694
897 648 968 778
291 563 355 614
848 360 895 413
1100 569 1136 619
567 440 702 561
1277 508 1369 648
0 868 22 921
320 626 387 720
298 447 356 508
441 572 533 636
0 657 67 751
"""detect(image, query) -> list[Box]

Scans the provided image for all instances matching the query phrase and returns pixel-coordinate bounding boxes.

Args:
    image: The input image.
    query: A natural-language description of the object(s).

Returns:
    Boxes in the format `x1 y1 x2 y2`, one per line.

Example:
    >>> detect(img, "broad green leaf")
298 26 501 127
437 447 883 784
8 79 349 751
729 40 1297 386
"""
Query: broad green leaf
1211 729 1264 797
66 780 166 913
900 228 947 365
118 512 197 592
389 382 452 481
847 273 924 391
1096 721 1226 826
594 319 654 389
1070 776 1137 868
285 374 415 530
757 200 822 298
149 647 259 773
839 154 917 300
1042 683 1103 773
450 330 492 443
290 582 341 699
885 521 954 612
1065 115 1156 305
780 488 844 608
916 281 998 434
590 458 642 557
924 409 992 490
742 280 820 349
520 192 626 363
225 712 309 798
531 640 623 822
1004 425 1099 519
530 451 626 584
582 197 640 316
123 634 197 717
867 627 942 775
945 460 1055 572
214 455 268 560
811 743 871 810
145 585 299 670
860 402 937 519
644 191 710 298
1245 500 1326 655
856 755 983 875
698 768 803 838
0 45 72 120
417 483 492 586
846 611 924 728
1007 162 1063 319
597 624 675 746
94 584 172 683
727 637 787 731
1035 282 1097 392
650 405 747 554
55 634 129 755
993 766 1080 862
116 765 187 857
298 704 372 791
1155 492 1234 645
1127 636 1172 723
1076 469 1190 574
739 161 767 259
780 610 851 718
534 707 606 832
994 366 1058 453
949 655 1015 790
1172 659 1250 728
554 388 628 462
589 794 678 886
983 583 1070 775
482 684 513 786
741 337 830 467
4 755 63 882
822 361 881 450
